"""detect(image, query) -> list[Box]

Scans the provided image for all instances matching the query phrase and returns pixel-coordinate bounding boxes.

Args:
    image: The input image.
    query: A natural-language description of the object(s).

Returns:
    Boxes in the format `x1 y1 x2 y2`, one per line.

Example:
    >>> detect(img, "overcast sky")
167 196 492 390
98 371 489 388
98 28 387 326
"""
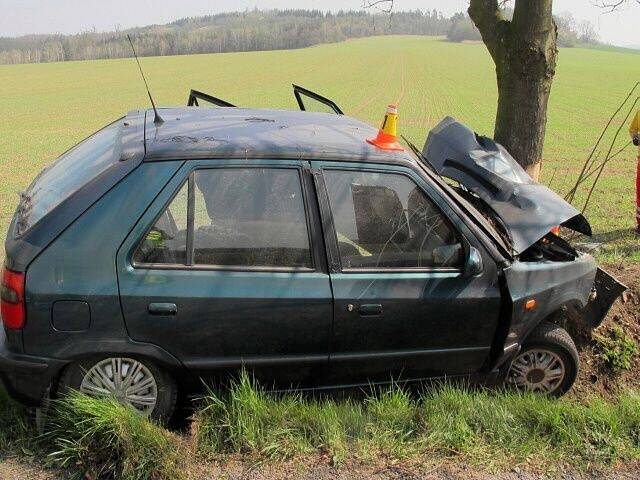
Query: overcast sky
0 0 637 47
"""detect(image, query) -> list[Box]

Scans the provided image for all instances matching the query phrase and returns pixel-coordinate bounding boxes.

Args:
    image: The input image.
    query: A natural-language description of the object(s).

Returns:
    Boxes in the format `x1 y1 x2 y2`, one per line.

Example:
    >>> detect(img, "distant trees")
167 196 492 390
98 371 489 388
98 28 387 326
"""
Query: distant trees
448 10 599 47
555 12 600 47
446 13 482 43
0 9 453 65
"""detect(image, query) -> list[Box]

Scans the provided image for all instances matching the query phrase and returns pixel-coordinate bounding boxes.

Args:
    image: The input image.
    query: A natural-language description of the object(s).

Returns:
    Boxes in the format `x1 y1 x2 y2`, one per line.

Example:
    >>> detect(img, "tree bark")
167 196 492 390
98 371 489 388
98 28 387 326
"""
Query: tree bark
469 0 557 180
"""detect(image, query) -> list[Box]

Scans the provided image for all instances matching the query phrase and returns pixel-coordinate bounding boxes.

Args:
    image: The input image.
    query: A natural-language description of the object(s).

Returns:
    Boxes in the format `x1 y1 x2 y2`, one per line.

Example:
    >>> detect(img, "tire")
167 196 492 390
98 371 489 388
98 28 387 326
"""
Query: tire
507 321 579 396
58 357 178 423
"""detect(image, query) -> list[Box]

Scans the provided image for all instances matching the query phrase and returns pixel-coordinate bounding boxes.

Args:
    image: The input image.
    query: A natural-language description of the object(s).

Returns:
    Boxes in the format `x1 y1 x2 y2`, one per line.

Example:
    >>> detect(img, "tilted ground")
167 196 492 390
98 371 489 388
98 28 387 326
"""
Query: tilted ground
0 36 639 479
0 36 639 262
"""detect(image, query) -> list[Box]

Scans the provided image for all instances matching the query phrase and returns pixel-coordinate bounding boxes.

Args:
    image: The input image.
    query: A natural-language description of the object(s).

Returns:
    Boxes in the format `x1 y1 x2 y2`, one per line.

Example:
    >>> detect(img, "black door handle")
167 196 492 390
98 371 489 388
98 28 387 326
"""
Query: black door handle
358 304 383 316
148 303 177 316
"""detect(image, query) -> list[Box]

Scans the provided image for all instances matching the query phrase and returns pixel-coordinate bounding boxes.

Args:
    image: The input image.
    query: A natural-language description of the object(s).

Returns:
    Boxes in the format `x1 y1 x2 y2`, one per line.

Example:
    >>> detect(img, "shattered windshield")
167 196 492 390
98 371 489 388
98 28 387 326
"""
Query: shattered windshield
405 143 512 255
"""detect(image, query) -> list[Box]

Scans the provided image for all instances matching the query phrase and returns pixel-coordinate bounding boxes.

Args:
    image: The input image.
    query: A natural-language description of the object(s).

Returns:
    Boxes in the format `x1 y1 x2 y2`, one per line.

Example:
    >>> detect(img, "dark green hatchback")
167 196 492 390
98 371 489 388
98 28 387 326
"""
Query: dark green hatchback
0 99 623 421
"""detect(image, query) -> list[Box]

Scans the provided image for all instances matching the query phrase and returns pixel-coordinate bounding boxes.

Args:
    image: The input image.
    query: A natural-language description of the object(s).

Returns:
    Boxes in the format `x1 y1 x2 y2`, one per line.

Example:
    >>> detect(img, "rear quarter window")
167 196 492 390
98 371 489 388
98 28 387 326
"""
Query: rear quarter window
15 119 123 236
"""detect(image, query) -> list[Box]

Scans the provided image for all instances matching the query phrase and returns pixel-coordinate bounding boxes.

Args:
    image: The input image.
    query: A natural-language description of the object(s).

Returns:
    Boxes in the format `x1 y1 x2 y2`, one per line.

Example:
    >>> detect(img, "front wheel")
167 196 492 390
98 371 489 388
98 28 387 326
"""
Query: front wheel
58 357 178 423
507 322 579 396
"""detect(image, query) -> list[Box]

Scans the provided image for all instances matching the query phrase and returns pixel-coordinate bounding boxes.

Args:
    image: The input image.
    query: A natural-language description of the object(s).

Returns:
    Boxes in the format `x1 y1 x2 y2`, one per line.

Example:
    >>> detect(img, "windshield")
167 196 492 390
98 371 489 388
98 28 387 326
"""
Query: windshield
15 119 123 236
405 144 512 256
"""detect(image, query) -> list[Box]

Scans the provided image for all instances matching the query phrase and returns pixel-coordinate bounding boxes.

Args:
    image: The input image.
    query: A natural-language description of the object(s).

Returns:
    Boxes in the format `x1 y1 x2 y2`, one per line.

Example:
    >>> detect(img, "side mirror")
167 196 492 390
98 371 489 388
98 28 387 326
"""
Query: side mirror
466 247 483 276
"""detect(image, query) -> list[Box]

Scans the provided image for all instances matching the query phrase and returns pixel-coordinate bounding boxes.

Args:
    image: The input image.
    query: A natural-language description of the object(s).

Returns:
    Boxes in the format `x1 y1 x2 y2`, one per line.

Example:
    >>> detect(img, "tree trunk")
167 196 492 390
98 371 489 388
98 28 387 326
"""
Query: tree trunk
469 0 557 181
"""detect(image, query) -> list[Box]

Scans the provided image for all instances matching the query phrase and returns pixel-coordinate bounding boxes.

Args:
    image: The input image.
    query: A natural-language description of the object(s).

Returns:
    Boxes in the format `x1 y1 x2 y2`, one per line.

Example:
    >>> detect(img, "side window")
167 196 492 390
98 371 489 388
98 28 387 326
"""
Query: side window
323 170 463 269
134 167 312 269
133 181 188 265
192 168 312 268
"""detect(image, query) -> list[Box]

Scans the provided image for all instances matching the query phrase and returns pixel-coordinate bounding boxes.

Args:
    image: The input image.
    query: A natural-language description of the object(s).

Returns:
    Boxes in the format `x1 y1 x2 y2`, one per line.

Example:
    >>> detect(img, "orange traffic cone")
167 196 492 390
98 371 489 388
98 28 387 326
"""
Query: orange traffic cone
367 104 404 151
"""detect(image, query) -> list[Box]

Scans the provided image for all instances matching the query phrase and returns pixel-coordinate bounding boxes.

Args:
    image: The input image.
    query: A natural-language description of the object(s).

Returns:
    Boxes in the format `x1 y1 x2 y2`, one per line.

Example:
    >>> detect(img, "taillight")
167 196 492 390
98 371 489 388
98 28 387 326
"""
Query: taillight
1 268 25 330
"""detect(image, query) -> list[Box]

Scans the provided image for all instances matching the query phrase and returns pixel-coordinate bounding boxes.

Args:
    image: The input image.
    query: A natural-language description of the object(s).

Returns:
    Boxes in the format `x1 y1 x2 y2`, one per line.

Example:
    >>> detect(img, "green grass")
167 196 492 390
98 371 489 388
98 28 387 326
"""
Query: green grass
0 36 639 263
0 385 32 453
45 391 188 480
1 378 639 476
193 373 640 469
594 325 639 372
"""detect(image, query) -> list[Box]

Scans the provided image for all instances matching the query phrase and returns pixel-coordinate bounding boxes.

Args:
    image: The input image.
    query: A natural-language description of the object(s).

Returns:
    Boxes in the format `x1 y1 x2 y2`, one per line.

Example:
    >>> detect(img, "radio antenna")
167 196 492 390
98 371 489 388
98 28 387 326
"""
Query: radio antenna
127 34 163 125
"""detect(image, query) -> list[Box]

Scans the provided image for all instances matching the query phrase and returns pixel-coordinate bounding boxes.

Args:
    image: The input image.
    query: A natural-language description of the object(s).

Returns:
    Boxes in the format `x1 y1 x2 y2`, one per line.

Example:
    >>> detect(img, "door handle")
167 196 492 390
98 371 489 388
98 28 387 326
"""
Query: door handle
148 303 177 316
358 303 383 316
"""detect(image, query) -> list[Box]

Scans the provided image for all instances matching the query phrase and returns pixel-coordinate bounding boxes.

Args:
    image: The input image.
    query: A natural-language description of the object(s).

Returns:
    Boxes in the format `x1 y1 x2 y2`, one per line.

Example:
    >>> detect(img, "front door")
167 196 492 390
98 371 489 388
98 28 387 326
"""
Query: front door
313 161 502 385
117 160 332 387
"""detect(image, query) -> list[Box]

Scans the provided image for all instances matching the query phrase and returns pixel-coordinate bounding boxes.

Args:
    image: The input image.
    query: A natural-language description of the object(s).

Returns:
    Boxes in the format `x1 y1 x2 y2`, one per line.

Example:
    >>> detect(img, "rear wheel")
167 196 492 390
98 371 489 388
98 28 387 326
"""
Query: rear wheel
58 357 177 423
507 322 579 396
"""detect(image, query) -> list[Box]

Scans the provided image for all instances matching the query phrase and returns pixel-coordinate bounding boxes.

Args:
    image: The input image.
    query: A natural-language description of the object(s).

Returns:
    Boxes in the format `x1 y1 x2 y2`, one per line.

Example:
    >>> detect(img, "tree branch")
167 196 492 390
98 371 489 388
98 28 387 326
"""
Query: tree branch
361 0 394 13
468 0 509 64
591 0 640 13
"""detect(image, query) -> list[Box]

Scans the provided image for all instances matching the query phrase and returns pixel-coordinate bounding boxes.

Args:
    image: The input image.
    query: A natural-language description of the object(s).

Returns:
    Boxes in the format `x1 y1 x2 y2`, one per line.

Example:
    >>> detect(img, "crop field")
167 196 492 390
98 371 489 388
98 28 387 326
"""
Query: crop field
0 35 639 263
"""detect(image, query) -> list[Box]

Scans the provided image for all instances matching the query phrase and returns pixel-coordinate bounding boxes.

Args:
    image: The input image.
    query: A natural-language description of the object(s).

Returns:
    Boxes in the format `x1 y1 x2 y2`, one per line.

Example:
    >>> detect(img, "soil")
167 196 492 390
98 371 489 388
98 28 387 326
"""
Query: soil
570 262 640 400
196 457 640 479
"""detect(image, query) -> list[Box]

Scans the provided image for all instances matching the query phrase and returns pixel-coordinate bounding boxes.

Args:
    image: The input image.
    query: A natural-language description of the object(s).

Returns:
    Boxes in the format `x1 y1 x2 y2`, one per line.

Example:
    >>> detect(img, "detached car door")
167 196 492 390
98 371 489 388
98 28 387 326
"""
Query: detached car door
117 160 332 387
312 161 502 384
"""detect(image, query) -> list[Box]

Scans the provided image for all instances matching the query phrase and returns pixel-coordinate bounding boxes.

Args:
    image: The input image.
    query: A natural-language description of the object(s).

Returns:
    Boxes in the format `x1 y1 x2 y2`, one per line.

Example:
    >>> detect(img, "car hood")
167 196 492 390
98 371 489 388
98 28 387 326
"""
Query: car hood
422 117 591 254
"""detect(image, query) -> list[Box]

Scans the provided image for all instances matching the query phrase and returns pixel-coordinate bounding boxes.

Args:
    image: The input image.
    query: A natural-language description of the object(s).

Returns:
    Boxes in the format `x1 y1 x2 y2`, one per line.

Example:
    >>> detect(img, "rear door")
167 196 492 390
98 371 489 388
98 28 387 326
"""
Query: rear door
116 159 332 387
312 161 502 385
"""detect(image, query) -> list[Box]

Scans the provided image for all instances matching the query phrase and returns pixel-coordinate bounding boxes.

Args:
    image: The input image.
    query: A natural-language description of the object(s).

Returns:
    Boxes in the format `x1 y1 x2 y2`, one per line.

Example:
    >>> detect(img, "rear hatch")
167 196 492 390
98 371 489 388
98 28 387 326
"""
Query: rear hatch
4 113 146 272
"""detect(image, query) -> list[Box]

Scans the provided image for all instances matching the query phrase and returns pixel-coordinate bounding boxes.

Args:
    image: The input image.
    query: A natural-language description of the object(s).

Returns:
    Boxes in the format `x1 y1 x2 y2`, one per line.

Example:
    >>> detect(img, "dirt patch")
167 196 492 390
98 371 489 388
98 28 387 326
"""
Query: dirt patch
571 262 640 400
192 456 640 480
0 457 69 480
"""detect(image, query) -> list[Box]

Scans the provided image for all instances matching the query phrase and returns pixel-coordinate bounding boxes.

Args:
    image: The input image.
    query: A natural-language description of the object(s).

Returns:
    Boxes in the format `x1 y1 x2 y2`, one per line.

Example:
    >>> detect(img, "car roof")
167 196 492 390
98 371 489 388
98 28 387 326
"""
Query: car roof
128 107 415 165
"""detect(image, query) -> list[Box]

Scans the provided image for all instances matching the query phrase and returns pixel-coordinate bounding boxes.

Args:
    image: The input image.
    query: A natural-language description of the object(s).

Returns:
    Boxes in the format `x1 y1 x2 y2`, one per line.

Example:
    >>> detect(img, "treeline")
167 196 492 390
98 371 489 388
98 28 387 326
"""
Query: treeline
445 10 600 47
0 9 452 65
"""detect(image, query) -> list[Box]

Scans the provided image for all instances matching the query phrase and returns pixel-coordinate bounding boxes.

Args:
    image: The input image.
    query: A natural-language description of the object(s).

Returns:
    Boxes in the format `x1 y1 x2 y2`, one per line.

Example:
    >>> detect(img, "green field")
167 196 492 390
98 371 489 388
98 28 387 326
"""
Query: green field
1 35 639 262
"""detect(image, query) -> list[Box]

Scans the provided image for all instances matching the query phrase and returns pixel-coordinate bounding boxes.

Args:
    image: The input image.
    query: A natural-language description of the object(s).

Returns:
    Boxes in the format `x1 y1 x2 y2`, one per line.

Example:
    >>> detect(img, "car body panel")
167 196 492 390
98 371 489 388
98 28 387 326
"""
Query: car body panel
311 160 503 383
494 254 598 367
422 117 591 254
116 159 333 388
21 161 183 361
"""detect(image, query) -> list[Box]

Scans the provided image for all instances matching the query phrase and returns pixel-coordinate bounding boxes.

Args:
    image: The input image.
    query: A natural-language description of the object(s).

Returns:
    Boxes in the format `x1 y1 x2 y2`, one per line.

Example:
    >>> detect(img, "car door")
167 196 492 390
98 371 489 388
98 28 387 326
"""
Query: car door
312 161 502 385
117 159 332 388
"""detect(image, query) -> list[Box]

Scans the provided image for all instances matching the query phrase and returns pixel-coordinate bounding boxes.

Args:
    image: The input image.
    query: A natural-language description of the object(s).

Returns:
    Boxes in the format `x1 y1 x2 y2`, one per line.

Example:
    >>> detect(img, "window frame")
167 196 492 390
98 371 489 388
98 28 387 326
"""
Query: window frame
319 166 467 274
132 164 317 273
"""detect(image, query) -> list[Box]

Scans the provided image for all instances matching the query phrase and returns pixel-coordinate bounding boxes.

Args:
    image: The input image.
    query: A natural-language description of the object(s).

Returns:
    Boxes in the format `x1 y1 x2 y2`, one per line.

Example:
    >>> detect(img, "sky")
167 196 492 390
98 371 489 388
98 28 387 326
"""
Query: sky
0 0 637 47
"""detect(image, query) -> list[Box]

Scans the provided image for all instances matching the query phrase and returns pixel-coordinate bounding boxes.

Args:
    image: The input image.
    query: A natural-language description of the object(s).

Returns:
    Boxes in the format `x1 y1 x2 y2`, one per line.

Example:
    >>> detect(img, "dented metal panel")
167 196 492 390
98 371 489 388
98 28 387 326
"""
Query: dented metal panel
422 117 592 254
498 254 597 365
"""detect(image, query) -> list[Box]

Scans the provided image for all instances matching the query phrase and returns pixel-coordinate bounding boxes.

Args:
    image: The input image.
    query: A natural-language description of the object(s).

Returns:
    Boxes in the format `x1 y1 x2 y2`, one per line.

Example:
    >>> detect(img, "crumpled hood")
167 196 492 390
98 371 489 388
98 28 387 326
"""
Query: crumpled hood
422 117 591 254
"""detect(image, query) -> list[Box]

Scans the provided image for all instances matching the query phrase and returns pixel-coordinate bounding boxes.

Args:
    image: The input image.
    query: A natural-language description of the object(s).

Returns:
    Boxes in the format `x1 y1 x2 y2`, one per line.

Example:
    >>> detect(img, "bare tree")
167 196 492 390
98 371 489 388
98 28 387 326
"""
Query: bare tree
469 0 638 180
468 1 559 180
367 1 635 181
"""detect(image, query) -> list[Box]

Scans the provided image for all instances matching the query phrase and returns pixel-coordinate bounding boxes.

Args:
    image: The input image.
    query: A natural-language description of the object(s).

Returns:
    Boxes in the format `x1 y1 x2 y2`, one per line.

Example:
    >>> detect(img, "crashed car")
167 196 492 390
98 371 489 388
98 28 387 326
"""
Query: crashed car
0 87 625 421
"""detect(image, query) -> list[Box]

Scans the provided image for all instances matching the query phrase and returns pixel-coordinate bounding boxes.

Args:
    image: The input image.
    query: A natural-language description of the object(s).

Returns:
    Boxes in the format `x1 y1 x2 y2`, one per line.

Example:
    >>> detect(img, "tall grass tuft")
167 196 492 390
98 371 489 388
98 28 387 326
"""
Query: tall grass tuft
0 385 32 452
46 391 188 480
194 373 640 468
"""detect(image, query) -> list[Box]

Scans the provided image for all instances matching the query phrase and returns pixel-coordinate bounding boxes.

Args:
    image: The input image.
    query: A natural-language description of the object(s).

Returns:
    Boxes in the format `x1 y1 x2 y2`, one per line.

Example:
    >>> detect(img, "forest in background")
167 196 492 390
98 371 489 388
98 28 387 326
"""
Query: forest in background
0 8 600 65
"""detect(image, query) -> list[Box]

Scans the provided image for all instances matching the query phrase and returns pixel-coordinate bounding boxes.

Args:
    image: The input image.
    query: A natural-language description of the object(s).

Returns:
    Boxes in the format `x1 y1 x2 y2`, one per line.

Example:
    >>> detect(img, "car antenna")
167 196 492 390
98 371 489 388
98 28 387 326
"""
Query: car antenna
126 34 163 125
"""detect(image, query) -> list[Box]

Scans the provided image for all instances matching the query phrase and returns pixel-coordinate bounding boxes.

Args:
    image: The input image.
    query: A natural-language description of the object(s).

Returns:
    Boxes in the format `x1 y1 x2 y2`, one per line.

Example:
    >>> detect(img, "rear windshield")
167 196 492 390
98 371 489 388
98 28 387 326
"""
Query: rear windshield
15 119 123 236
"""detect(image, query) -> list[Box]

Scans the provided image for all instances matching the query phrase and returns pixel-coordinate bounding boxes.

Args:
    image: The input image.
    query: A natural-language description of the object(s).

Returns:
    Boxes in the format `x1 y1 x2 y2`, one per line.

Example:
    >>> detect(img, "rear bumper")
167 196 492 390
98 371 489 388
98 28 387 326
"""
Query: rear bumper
0 329 67 406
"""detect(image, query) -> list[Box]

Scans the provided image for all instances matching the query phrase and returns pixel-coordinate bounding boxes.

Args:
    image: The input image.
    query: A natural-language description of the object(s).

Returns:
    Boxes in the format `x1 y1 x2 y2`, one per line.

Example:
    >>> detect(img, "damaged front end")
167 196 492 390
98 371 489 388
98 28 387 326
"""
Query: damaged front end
421 117 627 363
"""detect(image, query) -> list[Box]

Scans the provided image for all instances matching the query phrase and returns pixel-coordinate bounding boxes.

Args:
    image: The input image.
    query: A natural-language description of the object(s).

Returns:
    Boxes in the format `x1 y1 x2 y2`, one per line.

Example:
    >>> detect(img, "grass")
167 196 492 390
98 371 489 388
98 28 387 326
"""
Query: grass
193 372 640 469
0 385 32 453
0 376 639 477
45 391 188 480
0 36 639 264
594 325 639 372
